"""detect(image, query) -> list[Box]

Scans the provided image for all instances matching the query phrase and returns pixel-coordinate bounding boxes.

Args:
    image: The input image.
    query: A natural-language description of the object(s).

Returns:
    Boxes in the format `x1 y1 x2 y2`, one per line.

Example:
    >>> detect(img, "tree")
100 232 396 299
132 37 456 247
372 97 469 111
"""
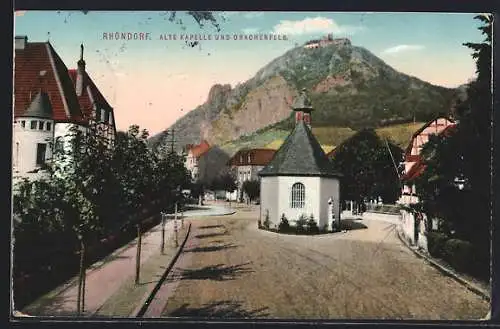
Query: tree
330 129 403 205
49 120 114 314
242 180 260 203
411 14 492 278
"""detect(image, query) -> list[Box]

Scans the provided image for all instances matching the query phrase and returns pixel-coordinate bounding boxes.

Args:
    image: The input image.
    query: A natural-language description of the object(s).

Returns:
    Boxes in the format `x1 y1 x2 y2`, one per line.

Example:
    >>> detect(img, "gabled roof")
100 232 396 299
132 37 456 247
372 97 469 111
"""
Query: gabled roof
402 123 457 181
20 91 53 119
402 159 427 181
259 121 342 178
14 41 84 122
228 148 276 166
404 116 455 156
68 69 113 120
187 140 211 158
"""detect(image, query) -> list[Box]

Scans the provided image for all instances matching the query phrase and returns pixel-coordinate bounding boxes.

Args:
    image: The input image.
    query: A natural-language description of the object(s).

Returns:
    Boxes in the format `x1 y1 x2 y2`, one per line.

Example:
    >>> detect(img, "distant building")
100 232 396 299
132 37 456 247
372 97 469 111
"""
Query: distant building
304 35 351 49
13 36 116 184
227 148 276 201
184 140 210 181
259 89 342 230
399 116 456 205
398 116 456 250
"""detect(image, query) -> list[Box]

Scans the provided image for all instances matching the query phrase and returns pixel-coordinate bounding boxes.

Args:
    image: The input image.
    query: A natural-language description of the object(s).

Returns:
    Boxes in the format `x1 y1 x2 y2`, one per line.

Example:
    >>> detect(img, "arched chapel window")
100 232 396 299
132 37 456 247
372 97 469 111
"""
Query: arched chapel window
290 182 305 208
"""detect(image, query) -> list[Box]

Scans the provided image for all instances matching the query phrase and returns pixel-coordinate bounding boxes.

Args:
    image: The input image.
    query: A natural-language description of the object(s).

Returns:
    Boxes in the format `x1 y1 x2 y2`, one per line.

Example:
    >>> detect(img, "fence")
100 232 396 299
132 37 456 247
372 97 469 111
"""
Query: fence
12 198 171 310
364 203 401 215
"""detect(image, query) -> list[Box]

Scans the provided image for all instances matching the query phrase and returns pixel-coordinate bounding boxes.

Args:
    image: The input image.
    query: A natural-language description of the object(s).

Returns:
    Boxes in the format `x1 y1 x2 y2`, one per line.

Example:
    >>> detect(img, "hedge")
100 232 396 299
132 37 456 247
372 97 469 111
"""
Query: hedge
442 238 474 273
426 231 448 258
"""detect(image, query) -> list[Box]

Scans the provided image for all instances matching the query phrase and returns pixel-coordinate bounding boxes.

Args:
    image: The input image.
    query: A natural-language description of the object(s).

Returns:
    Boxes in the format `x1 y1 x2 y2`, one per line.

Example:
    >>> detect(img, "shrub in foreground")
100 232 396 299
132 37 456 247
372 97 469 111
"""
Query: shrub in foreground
306 215 319 234
278 214 291 233
426 231 448 258
442 238 474 273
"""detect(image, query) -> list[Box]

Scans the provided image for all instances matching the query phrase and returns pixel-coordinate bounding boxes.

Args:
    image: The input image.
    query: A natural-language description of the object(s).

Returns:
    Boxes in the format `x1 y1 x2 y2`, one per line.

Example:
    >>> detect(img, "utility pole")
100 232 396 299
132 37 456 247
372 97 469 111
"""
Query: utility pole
384 138 401 182
170 128 175 154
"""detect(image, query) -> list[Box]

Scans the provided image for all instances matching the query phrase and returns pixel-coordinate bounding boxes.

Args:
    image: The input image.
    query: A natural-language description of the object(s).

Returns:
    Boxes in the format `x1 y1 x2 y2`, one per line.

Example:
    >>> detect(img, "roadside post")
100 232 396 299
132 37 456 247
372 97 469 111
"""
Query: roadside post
174 202 179 247
160 212 166 254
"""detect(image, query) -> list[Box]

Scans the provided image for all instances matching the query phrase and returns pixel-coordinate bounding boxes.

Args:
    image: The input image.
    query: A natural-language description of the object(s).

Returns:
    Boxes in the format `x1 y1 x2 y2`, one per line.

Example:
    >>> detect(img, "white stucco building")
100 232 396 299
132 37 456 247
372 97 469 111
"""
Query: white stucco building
184 140 210 181
13 36 116 186
227 148 276 202
259 88 342 230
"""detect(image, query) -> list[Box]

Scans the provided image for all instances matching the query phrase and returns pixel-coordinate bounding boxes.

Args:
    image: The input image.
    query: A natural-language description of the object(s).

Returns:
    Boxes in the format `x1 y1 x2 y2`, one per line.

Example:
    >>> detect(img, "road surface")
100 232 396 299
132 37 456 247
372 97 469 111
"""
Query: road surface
154 206 489 320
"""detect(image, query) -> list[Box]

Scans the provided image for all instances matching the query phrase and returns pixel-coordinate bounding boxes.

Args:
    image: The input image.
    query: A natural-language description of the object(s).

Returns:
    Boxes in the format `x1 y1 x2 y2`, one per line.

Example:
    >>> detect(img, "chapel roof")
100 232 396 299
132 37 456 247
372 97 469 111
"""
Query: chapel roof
259 120 342 178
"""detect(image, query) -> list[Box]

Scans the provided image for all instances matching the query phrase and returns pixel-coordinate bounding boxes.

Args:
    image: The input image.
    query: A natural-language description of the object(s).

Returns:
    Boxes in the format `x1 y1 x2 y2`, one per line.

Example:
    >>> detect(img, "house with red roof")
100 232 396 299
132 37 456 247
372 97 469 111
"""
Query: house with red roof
398 116 456 250
398 116 456 205
227 148 276 201
12 36 116 182
184 140 211 181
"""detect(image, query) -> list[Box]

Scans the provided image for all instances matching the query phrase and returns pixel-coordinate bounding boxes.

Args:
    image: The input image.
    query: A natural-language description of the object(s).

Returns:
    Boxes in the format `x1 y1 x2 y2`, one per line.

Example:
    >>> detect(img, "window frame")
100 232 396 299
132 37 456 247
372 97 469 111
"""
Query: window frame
38 121 44 130
30 120 37 129
290 182 306 209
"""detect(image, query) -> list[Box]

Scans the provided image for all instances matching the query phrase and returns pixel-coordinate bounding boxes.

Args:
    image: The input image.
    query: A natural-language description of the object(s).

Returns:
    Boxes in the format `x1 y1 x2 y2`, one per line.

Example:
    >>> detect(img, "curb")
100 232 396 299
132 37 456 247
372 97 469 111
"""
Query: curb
133 222 192 318
396 228 491 303
165 210 236 218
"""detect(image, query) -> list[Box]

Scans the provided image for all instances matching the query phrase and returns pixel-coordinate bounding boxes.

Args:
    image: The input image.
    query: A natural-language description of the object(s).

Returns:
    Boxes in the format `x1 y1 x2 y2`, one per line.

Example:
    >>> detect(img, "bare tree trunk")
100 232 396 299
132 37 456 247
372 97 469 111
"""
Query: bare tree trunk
77 238 84 315
81 241 86 314
135 223 142 285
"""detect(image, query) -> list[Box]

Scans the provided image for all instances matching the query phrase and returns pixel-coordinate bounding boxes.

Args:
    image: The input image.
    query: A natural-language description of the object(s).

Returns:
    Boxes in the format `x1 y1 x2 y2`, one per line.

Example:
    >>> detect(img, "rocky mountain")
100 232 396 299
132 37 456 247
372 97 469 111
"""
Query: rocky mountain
149 40 459 153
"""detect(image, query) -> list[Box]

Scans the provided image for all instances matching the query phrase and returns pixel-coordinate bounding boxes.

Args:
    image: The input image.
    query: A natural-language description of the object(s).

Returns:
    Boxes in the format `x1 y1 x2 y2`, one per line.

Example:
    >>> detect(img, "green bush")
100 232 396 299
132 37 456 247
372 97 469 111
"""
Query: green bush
306 214 319 234
426 231 448 258
278 214 291 233
442 239 474 273
295 214 308 234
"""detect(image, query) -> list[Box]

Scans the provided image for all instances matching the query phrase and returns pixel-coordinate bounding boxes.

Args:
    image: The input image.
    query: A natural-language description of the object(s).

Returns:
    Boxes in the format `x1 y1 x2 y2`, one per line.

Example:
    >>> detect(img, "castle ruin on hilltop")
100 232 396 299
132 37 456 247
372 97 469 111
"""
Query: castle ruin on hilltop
303 34 351 49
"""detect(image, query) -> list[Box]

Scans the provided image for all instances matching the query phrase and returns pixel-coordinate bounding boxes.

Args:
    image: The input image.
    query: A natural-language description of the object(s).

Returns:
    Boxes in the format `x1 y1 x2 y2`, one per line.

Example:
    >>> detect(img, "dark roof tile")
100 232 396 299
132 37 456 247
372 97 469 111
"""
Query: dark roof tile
259 121 342 178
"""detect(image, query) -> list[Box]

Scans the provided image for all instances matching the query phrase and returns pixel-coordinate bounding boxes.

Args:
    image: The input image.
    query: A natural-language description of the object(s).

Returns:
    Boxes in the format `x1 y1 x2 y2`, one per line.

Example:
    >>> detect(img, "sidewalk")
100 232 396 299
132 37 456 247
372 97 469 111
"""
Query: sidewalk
22 219 184 317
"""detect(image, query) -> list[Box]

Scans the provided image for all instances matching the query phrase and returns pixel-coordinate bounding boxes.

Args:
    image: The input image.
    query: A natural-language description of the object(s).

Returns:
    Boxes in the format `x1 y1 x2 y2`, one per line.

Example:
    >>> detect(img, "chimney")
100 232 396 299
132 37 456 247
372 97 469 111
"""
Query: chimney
75 44 86 96
292 88 314 128
15 36 28 50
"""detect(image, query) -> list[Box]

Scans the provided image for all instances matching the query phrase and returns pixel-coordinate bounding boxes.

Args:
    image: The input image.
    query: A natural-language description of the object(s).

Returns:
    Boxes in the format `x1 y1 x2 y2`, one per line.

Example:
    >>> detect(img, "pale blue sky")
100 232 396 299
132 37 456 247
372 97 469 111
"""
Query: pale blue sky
14 11 484 134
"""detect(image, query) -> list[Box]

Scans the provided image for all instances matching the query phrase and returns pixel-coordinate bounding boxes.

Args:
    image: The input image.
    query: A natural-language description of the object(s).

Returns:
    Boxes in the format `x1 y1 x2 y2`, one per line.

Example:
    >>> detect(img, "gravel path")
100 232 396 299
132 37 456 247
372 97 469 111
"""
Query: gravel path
159 207 489 320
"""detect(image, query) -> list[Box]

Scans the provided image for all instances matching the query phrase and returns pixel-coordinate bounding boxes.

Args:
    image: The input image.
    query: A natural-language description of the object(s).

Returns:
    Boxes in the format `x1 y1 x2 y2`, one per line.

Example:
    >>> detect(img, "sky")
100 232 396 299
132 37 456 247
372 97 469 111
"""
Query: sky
14 11 485 135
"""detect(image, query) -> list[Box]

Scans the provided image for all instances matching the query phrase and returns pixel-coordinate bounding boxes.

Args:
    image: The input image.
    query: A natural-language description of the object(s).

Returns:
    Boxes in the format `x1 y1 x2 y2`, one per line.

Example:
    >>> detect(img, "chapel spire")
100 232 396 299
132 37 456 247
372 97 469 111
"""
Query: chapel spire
292 88 314 128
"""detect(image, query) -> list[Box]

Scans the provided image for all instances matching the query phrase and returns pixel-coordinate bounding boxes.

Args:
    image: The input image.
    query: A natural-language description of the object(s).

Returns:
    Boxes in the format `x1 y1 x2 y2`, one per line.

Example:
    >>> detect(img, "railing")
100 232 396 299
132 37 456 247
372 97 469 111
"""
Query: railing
364 203 402 215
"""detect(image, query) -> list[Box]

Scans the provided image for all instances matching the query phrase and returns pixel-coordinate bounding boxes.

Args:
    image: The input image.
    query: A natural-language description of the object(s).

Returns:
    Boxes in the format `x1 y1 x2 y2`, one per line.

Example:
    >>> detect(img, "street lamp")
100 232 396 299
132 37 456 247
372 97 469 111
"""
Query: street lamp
454 176 466 191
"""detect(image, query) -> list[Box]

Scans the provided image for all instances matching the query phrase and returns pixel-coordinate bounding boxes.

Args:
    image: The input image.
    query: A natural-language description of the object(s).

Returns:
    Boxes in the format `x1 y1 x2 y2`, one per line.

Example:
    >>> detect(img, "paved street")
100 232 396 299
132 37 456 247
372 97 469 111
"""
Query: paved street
22 204 232 316
158 206 489 320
